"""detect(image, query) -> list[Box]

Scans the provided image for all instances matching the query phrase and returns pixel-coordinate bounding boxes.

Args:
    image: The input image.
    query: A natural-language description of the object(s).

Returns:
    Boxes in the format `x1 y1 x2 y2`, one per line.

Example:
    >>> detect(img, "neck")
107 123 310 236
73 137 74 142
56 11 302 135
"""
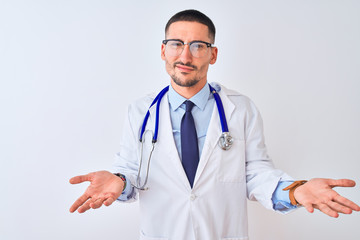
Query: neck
170 80 207 99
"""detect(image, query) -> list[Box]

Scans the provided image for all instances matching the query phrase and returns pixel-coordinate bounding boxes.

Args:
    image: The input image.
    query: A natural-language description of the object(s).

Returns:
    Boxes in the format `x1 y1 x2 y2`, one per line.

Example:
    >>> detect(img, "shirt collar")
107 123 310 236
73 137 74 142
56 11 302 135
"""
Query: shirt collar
168 83 210 111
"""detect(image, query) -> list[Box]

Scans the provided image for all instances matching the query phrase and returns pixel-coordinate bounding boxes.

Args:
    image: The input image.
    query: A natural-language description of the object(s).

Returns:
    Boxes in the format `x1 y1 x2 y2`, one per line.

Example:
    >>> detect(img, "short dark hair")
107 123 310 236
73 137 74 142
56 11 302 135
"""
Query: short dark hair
165 9 216 43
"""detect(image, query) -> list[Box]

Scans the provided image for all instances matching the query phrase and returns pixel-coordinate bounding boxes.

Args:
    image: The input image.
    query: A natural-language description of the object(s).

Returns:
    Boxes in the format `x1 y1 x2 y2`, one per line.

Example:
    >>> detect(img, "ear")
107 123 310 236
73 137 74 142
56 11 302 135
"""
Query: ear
161 44 166 60
210 47 218 65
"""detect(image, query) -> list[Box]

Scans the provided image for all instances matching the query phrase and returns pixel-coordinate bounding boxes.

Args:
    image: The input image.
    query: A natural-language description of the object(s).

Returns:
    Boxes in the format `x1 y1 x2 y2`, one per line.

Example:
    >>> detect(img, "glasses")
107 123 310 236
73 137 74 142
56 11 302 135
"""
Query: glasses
162 39 214 58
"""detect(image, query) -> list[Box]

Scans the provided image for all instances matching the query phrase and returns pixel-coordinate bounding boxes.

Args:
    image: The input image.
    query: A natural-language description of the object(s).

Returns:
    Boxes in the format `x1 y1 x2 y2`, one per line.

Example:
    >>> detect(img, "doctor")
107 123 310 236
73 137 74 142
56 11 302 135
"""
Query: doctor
69 9 360 240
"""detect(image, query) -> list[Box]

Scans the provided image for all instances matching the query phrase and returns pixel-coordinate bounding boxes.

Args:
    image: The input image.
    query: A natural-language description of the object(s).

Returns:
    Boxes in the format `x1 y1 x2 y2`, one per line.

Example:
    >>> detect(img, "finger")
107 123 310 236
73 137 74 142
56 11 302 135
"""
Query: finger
333 195 360 211
302 203 314 213
78 199 92 213
327 201 353 214
69 173 93 184
317 203 339 218
103 197 116 206
69 194 90 213
90 198 105 209
328 179 356 188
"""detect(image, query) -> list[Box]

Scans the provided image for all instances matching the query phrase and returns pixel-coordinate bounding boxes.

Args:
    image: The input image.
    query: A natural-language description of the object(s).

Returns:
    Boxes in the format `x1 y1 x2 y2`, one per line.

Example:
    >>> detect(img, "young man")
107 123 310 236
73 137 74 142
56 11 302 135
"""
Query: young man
70 10 359 240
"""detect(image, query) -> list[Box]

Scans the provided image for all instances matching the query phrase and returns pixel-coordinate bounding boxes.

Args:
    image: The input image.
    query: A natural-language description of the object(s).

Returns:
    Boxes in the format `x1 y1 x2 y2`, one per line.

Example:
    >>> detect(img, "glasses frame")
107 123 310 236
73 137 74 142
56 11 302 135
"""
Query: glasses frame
162 39 215 57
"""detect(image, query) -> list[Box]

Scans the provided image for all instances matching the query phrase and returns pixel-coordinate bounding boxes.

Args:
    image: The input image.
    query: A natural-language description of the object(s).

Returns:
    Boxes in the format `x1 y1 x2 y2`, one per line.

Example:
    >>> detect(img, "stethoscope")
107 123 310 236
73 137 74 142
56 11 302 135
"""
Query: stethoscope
133 84 233 190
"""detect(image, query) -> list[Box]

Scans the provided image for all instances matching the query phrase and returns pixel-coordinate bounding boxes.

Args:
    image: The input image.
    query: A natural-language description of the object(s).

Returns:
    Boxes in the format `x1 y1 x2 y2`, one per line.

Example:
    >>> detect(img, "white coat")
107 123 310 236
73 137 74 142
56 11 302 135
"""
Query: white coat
114 83 292 240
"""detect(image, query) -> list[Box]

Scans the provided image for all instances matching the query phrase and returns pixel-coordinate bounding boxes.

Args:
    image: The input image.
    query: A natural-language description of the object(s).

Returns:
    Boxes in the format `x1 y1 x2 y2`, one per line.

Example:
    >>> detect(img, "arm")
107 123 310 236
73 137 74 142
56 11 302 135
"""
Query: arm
243 99 360 216
244 98 293 211
293 178 360 217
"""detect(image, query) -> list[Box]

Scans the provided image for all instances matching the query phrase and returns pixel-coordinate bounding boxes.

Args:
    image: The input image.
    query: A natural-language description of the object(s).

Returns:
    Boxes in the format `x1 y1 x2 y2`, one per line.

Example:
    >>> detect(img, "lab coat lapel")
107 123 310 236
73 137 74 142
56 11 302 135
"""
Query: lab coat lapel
148 92 192 190
194 87 235 186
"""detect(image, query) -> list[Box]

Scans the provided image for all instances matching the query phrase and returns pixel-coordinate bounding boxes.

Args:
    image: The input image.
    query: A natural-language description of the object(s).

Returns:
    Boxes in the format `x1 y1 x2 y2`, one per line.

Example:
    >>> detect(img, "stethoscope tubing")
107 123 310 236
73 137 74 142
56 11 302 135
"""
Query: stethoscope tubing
139 86 169 143
209 85 229 133
139 84 229 143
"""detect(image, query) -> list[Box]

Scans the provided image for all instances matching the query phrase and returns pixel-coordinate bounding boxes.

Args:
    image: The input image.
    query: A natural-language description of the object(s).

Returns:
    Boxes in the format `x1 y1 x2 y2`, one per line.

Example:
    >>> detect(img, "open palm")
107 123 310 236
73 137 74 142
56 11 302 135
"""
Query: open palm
69 170 124 213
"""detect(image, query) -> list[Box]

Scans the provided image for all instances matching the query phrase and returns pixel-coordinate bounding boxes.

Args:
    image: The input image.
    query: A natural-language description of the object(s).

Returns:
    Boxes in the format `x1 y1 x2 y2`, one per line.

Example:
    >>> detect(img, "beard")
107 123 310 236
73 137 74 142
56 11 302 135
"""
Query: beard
171 74 200 87
170 61 200 87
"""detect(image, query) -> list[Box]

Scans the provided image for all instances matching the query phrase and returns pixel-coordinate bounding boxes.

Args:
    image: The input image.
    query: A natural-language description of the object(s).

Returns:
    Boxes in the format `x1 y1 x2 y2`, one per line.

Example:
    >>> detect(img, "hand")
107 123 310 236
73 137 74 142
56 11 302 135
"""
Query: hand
69 170 124 213
294 178 360 218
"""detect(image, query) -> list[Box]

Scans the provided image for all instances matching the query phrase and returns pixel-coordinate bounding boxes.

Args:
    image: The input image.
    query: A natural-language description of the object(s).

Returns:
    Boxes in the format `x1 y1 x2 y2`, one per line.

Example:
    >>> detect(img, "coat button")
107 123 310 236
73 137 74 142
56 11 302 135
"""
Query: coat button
190 194 197 201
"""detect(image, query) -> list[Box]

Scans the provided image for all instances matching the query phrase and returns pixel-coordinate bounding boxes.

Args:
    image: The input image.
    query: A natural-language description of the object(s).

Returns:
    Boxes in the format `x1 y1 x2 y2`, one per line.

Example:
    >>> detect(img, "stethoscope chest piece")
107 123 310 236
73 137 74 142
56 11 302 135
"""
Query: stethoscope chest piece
218 132 233 150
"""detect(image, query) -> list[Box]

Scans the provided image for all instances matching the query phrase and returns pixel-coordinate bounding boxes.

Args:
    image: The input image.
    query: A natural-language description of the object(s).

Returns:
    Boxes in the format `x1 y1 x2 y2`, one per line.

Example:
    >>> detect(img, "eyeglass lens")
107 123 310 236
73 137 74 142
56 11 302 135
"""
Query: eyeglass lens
165 40 209 58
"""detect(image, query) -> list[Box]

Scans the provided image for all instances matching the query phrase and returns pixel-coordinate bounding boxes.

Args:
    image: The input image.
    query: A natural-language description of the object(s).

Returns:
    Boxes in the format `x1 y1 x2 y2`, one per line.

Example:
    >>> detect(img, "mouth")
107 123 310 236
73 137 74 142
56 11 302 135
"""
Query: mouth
175 63 196 73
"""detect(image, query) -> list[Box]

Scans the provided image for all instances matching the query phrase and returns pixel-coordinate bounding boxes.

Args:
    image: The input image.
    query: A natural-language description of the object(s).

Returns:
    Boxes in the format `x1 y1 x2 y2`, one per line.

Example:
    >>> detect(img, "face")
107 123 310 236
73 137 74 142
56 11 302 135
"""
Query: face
161 21 218 89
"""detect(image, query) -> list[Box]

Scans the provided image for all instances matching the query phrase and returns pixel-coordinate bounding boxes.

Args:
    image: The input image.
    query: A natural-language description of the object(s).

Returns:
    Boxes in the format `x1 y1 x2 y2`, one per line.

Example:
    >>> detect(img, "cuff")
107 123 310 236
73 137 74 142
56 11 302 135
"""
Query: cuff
272 181 298 212
117 175 134 201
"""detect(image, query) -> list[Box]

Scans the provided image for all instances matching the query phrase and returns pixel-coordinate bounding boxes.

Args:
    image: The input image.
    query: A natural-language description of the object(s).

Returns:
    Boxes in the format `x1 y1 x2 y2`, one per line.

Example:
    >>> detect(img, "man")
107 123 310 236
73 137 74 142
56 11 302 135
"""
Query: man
70 9 359 240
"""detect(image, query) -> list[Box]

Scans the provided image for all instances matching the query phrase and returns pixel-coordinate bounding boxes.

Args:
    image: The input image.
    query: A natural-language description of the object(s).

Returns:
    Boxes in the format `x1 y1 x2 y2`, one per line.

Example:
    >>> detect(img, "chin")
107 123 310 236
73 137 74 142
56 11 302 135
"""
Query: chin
172 76 200 88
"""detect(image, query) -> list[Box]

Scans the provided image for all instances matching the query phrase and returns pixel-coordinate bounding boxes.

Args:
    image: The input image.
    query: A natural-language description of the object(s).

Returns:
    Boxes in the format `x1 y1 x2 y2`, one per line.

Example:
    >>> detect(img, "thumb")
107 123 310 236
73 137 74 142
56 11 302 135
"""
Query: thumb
69 173 93 184
329 179 356 188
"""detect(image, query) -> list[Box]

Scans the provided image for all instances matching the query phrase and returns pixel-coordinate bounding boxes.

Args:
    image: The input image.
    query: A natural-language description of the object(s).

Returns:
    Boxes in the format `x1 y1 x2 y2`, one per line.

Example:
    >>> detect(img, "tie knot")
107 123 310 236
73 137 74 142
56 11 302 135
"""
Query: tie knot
185 100 195 112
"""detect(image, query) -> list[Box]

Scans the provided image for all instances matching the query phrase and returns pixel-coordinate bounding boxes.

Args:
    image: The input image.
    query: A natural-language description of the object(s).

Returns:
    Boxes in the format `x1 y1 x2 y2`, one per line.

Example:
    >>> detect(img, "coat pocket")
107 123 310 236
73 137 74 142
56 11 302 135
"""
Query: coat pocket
216 139 246 182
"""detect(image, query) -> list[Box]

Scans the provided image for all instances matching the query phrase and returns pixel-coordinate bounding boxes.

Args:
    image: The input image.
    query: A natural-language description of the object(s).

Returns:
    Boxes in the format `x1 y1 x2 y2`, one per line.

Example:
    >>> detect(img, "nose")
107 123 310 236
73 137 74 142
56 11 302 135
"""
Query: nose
179 44 192 63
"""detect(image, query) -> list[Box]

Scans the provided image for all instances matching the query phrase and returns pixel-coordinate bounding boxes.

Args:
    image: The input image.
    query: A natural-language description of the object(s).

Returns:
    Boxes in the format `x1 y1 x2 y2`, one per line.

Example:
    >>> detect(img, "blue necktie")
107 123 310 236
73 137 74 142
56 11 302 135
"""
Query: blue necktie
181 100 199 188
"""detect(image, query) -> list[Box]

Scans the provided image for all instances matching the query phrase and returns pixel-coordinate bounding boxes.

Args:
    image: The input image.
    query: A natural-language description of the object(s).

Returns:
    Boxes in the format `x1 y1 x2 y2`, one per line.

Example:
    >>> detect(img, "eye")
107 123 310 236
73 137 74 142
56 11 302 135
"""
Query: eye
191 42 206 50
168 40 183 48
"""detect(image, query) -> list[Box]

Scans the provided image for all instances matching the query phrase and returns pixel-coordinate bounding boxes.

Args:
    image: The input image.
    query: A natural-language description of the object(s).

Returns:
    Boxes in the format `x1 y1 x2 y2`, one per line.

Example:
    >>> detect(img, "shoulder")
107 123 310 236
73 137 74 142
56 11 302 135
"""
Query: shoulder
127 87 169 116
210 82 249 99
131 92 156 108
210 82 257 110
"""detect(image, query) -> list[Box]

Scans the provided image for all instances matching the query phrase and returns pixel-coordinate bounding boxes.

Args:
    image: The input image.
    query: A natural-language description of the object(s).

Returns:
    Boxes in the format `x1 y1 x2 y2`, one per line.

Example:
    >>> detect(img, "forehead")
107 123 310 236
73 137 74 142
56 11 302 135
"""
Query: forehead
166 21 210 42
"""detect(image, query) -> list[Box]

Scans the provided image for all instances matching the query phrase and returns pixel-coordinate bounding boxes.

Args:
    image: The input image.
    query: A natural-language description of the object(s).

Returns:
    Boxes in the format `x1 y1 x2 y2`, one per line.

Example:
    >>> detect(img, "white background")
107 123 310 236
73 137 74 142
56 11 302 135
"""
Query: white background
1 0 359 239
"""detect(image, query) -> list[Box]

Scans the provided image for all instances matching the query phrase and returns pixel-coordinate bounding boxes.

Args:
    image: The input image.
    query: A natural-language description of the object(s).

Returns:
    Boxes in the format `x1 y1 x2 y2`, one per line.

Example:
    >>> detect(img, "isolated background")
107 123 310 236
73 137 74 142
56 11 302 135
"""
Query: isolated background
1 0 359 239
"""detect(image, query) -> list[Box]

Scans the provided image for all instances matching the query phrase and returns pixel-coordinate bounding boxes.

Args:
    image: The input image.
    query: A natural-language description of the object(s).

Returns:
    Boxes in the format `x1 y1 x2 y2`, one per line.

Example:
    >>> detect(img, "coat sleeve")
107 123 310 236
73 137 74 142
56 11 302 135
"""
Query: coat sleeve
244 99 293 210
113 102 142 203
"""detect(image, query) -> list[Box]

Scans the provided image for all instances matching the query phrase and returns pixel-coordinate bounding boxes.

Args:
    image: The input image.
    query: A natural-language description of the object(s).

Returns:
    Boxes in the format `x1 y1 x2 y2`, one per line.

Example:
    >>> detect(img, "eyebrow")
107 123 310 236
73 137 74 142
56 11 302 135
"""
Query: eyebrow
165 39 210 44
